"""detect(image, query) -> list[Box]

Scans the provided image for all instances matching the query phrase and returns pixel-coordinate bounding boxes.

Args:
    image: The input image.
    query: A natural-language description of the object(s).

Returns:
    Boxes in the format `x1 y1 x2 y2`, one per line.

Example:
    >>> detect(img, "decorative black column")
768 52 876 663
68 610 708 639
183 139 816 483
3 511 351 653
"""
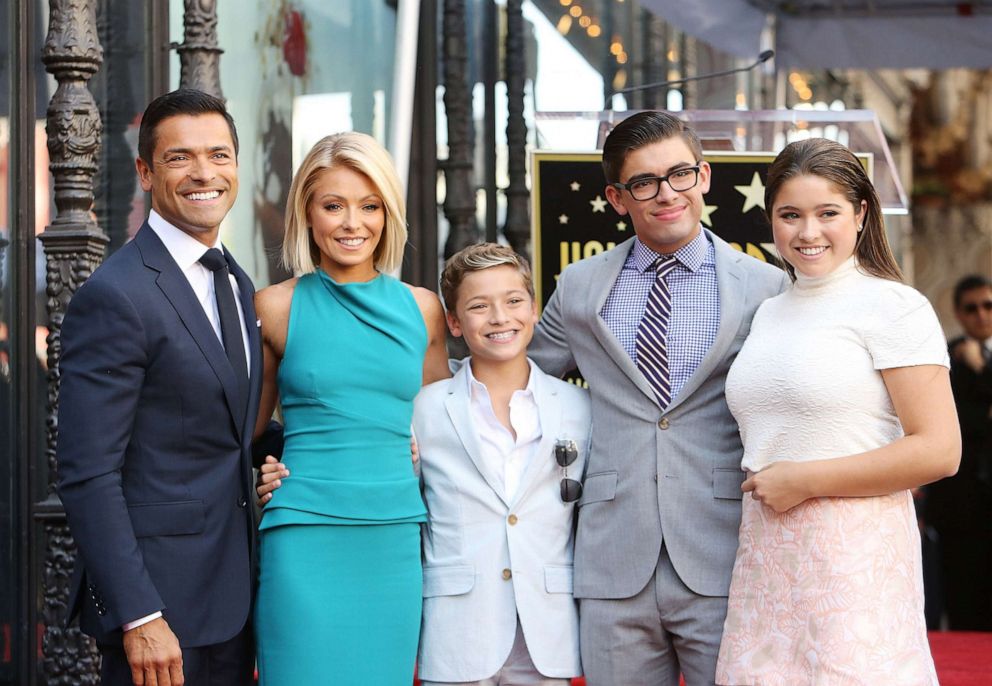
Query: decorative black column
173 0 223 97
441 0 480 258
38 0 107 682
93 0 138 252
502 0 530 258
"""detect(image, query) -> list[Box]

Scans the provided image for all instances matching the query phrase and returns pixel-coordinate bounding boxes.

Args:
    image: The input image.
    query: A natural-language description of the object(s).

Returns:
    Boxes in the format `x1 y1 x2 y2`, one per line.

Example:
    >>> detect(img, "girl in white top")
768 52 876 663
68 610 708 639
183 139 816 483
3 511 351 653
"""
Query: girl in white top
716 138 961 686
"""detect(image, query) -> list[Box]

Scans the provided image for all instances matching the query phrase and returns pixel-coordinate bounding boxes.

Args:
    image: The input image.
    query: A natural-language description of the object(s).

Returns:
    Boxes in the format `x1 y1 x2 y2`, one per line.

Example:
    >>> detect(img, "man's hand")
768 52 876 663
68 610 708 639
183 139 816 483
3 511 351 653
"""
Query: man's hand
256 455 289 507
742 462 812 513
122 616 183 686
953 338 985 373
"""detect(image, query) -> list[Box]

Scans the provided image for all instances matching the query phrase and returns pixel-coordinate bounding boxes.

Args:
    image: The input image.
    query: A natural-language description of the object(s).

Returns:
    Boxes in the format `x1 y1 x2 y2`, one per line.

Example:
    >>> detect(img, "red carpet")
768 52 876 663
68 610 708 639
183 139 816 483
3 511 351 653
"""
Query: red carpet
928 631 992 686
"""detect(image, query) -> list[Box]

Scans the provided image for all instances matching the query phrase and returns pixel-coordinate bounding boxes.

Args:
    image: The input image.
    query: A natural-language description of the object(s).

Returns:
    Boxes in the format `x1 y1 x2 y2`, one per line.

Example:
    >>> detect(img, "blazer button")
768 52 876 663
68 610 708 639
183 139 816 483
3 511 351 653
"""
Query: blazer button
238 497 248 508
658 417 670 430
502 568 512 580
507 514 518 526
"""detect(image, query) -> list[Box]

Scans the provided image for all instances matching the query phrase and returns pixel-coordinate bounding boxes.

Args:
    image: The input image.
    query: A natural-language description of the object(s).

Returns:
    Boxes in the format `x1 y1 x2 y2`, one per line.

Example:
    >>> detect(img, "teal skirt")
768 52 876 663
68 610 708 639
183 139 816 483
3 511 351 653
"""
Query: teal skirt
255 523 422 685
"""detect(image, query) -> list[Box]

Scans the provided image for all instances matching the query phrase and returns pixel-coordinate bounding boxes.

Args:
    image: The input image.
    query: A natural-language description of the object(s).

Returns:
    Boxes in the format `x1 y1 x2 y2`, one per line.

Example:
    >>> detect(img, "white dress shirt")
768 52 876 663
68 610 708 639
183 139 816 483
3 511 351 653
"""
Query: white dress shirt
147 210 252 372
467 360 542 501
123 212 251 632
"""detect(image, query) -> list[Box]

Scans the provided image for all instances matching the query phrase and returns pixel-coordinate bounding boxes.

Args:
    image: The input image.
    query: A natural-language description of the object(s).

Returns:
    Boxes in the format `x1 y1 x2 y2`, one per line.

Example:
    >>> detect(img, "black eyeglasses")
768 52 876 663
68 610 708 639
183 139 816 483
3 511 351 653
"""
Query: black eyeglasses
612 165 702 201
555 439 582 503
962 300 992 315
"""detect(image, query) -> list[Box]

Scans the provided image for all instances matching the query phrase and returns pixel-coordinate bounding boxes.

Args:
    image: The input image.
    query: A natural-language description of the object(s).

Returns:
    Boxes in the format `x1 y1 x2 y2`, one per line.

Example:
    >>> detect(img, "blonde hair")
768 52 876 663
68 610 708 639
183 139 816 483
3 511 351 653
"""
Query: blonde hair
282 132 407 274
440 242 534 311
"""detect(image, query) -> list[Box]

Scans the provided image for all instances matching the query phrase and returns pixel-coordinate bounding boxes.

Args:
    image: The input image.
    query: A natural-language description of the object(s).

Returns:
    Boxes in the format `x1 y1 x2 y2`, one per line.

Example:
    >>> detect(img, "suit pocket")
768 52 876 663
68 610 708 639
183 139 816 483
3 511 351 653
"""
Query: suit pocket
422 564 475 597
128 500 206 537
712 468 745 500
544 564 574 594
578 471 617 507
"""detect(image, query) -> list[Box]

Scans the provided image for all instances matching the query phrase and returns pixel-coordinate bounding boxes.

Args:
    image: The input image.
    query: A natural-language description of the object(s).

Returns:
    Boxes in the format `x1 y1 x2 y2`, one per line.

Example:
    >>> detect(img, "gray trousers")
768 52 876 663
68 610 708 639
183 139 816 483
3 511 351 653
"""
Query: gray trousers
579 545 728 686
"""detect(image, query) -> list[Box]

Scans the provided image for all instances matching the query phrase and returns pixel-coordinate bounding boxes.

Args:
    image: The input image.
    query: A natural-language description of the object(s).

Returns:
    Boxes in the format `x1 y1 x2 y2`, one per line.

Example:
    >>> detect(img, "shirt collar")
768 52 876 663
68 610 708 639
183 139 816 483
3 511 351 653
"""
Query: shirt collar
467 358 538 400
147 210 223 272
630 228 709 274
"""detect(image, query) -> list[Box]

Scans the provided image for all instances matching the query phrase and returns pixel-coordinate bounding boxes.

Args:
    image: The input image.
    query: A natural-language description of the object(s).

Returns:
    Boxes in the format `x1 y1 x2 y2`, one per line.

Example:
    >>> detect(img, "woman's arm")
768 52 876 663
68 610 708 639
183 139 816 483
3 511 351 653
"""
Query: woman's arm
252 281 294 439
408 285 451 385
745 364 961 512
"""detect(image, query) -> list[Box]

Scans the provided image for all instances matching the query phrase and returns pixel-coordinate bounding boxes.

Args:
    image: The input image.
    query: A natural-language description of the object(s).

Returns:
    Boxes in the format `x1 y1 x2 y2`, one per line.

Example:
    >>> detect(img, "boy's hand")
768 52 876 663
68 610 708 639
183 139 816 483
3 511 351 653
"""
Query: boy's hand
256 455 289 507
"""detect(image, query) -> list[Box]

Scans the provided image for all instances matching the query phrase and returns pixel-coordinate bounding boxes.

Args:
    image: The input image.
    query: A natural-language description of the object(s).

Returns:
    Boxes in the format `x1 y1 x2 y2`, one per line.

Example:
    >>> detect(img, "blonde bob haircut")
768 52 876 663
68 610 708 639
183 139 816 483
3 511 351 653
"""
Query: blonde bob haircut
282 132 407 275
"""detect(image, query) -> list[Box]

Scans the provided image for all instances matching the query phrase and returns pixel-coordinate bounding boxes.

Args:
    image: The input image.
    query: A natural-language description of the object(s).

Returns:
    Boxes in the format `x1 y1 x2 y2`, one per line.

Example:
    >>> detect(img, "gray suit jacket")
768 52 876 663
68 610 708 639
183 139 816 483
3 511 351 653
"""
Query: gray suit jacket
530 230 788 599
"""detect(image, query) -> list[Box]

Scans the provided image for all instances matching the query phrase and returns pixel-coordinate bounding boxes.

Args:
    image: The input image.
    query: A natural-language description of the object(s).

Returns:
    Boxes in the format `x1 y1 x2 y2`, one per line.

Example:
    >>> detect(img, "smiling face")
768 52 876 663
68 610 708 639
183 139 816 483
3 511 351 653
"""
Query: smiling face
604 136 711 255
308 165 385 282
447 265 538 367
771 174 867 278
136 113 238 246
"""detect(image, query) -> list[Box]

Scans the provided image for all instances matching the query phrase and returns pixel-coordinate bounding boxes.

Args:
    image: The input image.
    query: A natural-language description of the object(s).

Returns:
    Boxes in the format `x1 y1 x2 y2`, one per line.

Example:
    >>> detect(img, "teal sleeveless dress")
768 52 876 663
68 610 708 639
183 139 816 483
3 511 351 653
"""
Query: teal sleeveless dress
255 270 428 686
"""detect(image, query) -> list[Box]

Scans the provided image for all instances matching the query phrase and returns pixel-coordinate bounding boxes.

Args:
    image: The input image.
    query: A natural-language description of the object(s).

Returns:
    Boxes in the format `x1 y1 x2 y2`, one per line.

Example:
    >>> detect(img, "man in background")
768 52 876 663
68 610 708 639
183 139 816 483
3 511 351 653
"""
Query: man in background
928 274 992 630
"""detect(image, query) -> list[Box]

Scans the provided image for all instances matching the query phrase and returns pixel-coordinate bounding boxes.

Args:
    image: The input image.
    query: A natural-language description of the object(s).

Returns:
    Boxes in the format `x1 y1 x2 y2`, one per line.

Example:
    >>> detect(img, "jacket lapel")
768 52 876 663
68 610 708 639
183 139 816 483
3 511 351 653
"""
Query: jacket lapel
509 372 560 509
588 238 662 405
664 231 746 413
444 365 511 508
134 225 242 433
228 250 261 437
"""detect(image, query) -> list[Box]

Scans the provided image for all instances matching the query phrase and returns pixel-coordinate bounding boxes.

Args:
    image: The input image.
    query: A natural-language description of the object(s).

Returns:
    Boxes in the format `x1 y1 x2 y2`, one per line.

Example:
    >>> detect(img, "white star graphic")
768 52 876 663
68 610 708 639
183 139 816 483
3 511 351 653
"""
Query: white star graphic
700 204 717 228
590 195 608 213
559 214 569 224
734 172 766 214
570 181 581 191
616 220 627 232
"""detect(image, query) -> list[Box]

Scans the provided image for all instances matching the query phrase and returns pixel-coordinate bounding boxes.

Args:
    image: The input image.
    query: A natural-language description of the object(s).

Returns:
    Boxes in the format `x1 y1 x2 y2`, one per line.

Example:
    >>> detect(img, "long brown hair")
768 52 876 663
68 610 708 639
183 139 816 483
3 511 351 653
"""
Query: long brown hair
765 138 903 282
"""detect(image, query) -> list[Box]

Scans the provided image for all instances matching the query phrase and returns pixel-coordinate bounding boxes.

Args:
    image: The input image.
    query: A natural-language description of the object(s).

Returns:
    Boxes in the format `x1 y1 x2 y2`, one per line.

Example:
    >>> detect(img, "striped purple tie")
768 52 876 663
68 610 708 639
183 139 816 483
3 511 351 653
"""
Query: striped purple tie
636 256 679 408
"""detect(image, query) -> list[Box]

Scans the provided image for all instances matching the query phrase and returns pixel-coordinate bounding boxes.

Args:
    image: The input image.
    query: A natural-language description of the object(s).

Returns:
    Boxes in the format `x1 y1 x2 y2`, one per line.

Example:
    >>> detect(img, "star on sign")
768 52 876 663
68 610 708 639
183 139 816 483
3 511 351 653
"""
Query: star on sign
700 204 718 228
590 195 608 213
570 181 581 191
616 220 627 232
559 214 569 224
734 172 766 214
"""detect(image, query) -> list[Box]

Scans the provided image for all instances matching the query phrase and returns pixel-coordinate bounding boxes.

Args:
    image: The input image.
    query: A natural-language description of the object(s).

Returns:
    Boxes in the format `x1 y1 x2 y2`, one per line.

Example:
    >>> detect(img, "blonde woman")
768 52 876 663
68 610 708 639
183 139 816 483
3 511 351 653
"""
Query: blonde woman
252 132 448 684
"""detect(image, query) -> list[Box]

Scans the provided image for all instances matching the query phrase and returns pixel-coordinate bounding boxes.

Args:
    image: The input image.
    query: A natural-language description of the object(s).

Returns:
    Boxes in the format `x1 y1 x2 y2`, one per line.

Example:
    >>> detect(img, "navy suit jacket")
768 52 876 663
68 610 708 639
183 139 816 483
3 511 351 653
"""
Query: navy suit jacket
57 223 262 647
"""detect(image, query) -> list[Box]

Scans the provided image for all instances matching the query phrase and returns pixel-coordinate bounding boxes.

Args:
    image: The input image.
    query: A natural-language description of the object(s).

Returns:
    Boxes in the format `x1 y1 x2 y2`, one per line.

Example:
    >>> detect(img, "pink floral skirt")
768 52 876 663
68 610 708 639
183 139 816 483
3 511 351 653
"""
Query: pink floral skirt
716 490 937 686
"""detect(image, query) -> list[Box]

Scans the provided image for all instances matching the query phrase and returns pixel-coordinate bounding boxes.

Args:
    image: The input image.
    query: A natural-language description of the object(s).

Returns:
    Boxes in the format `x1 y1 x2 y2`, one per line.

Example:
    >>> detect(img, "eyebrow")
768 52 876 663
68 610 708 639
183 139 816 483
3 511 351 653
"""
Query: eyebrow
625 161 695 183
315 192 382 202
776 202 844 211
161 145 233 156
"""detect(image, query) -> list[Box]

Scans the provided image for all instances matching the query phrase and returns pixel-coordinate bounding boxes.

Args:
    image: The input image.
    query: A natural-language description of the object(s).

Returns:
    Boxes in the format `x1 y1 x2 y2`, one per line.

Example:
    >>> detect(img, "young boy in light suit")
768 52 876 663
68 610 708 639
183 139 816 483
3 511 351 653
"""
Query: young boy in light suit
414 243 591 686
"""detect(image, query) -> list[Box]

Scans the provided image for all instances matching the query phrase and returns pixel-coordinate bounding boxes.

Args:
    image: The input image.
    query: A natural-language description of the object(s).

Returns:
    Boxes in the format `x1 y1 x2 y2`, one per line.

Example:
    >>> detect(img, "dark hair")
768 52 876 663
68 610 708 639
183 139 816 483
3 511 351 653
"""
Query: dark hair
138 89 239 164
764 138 902 282
953 275 992 308
601 111 704 184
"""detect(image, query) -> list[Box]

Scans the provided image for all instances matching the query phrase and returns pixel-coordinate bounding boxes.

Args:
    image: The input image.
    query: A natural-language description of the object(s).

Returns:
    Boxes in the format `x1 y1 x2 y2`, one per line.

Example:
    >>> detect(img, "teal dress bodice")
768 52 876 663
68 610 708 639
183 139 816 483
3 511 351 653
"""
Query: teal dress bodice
259 269 428 530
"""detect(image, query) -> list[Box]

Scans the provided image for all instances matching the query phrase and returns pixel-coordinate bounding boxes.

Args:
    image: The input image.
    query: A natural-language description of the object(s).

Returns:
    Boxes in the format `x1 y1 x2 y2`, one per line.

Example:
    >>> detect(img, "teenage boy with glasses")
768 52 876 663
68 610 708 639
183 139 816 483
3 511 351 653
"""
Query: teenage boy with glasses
529 110 788 685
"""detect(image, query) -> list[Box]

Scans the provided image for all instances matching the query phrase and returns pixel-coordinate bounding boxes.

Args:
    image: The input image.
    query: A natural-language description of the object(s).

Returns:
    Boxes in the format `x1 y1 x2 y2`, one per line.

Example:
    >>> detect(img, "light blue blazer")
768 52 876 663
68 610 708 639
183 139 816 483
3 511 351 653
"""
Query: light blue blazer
413 360 591 682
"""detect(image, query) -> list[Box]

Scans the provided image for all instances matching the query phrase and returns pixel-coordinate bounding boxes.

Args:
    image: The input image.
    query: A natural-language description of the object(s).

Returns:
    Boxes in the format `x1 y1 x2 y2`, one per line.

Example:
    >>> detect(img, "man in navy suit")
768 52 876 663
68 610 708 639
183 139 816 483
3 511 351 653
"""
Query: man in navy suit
57 89 261 686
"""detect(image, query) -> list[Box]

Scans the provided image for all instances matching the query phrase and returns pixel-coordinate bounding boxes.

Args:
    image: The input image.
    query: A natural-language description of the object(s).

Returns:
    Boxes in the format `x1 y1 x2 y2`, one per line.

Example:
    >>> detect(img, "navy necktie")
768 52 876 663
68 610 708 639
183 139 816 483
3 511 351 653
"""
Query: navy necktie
199 248 249 421
635 256 679 408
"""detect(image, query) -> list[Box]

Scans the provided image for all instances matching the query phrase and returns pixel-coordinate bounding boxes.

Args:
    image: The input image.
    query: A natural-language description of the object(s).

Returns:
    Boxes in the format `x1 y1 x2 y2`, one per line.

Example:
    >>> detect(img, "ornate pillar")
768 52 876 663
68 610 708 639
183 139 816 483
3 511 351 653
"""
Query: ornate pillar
38 1 107 682
93 0 138 252
441 0 480 258
173 0 223 97
502 0 530 258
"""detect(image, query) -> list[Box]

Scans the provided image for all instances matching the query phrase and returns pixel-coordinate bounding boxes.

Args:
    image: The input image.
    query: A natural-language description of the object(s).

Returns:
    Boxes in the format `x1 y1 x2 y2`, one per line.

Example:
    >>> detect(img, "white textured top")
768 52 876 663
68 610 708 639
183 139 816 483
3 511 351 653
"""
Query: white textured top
727 257 949 473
